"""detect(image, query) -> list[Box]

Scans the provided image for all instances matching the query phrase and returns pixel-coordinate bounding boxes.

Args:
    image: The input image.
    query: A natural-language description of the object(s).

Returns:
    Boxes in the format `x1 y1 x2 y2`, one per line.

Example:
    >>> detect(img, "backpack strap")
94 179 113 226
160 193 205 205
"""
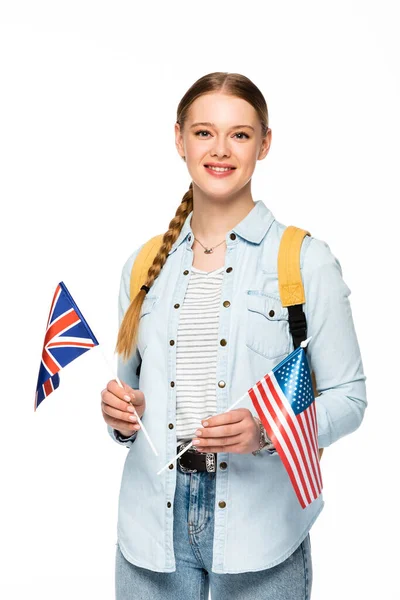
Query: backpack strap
130 234 164 301
129 234 163 379
278 225 311 351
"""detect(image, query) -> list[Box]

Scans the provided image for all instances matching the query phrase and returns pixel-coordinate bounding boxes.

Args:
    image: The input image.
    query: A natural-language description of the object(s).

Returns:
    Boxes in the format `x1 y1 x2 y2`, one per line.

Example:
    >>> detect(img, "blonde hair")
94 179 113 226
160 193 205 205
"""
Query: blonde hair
115 71 269 361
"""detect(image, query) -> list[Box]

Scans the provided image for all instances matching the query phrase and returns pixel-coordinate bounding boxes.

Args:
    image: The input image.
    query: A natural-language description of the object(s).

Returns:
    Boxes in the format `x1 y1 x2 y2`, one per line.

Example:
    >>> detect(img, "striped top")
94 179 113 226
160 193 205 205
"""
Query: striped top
176 264 225 444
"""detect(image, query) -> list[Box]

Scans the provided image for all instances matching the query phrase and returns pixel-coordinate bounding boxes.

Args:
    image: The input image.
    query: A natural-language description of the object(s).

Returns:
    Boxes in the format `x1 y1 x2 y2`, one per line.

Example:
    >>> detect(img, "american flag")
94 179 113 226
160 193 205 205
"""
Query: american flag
249 345 323 509
34 282 99 411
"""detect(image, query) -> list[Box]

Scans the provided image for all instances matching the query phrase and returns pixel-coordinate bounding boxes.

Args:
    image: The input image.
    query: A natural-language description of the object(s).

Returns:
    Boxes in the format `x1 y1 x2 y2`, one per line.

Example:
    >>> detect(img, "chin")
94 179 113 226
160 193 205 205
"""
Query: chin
198 183 240 199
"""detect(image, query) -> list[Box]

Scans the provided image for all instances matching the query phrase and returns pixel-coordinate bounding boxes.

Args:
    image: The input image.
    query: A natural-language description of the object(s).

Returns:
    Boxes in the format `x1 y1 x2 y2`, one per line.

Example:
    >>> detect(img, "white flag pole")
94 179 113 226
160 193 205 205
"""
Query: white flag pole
156 336 313 475
97 346 159 457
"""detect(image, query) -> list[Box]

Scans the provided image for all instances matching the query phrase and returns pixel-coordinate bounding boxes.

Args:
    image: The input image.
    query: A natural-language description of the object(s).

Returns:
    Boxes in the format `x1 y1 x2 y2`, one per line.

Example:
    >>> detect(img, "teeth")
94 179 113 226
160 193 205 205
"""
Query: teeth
207 166 233 172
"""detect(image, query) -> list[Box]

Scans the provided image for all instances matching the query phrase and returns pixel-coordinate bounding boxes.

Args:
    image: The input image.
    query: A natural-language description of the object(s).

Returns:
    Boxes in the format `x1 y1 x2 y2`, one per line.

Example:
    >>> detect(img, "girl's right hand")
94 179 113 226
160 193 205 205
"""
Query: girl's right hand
101 379 146 438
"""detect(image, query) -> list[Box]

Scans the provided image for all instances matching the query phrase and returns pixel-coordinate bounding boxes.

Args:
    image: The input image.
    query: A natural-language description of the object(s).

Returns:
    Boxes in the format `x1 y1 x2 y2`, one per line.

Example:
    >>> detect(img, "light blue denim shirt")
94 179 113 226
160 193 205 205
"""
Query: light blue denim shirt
107 199 367 574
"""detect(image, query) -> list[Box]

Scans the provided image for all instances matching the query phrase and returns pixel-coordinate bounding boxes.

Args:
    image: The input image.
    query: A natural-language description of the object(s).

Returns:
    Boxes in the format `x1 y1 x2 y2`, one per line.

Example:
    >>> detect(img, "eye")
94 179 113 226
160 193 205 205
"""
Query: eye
234 132 250 139
194 130 211 138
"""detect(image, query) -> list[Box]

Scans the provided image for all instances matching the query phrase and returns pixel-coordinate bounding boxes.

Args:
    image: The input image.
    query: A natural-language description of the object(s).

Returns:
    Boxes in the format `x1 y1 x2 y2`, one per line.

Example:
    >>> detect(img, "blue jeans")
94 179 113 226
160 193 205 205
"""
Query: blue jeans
115 463 313 599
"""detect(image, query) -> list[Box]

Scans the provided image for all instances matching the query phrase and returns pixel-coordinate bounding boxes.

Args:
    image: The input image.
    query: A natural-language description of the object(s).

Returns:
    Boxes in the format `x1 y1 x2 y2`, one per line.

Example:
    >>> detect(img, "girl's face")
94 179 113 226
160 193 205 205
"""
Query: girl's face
175 92 271 198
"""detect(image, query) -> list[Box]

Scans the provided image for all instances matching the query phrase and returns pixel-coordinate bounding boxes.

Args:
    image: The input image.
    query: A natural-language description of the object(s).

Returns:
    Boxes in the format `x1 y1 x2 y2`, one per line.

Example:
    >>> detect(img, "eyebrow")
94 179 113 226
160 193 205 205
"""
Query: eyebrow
190 121 255 132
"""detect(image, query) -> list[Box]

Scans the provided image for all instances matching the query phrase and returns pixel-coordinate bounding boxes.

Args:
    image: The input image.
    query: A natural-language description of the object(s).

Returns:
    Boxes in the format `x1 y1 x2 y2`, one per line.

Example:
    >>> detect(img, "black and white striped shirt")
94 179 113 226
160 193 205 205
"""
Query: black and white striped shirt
176 264 225 443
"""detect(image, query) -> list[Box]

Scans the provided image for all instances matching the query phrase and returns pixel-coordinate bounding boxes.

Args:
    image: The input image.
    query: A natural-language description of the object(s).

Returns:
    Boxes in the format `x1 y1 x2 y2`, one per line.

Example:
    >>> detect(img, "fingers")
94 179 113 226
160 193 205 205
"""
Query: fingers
105 414 140 435
101 399 139 425
102 380 145 410
100 379 145 430
193 431 244 449
194 420 243 440
193 409 255 452
194 433 245 453
107 379 145 408
200 408 248 428
101 388 130 413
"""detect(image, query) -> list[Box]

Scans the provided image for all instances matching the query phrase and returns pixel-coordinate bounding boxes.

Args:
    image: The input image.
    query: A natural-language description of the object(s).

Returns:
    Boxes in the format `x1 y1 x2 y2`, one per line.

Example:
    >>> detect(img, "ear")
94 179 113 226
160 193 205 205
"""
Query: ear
258 128 272 161
175 122 185 160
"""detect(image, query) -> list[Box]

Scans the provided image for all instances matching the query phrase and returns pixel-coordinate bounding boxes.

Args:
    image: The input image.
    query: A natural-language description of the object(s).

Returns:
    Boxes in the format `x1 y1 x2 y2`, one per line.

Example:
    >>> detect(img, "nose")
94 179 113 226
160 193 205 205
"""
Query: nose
210 134 231 158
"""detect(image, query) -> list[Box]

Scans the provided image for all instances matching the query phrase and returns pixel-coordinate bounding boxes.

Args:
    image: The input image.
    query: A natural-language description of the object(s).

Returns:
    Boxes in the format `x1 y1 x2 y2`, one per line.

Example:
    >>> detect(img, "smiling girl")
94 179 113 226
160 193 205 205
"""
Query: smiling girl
101 72 367 600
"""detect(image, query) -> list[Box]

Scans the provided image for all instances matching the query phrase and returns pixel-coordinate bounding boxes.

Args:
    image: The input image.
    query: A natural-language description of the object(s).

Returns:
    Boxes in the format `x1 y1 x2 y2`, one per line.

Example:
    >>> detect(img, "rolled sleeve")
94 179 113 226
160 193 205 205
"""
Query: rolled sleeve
302 237 367 448
107 425 138 448
264 430 277 455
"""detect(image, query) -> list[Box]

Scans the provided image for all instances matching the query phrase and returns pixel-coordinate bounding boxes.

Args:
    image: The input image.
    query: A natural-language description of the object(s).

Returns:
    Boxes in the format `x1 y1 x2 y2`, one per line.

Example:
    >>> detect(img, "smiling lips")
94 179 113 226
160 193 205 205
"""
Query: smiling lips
204 164 236 177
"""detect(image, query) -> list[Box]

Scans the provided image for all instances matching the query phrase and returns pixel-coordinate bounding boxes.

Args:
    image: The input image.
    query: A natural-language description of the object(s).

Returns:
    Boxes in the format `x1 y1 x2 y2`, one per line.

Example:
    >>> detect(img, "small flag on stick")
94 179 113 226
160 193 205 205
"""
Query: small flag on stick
248 339 323 508
34 281 159 456
34 282 99 410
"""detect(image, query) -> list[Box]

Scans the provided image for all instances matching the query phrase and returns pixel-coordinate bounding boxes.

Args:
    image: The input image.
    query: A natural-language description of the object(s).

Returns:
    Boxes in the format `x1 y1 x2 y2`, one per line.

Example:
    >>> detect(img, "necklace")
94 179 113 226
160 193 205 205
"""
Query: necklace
194 236 226 254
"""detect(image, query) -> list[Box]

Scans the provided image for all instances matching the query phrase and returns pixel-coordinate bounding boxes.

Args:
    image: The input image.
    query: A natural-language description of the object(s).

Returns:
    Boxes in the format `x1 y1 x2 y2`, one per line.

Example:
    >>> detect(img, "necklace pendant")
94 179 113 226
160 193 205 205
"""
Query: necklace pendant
204 248 213 254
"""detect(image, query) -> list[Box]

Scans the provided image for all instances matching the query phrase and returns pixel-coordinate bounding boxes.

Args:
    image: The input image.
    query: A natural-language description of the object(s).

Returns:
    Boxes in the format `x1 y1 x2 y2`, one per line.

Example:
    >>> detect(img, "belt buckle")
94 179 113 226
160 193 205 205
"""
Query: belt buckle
178 442 198 473
205 452 216 473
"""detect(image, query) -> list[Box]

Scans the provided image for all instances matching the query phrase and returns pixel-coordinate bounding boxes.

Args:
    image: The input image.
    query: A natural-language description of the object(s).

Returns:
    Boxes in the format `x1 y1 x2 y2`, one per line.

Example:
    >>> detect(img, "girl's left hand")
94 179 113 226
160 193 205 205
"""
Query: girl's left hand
192 408 260 454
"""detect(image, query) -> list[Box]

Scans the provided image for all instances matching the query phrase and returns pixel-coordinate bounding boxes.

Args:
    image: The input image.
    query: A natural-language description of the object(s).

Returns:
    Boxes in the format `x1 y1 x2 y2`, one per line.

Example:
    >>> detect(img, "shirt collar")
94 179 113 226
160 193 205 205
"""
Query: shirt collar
168 200 275 255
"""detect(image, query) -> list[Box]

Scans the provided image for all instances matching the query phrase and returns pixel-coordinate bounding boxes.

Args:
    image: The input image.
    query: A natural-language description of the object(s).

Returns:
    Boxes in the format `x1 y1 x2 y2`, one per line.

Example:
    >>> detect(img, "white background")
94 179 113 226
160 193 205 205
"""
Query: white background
0 1 398 598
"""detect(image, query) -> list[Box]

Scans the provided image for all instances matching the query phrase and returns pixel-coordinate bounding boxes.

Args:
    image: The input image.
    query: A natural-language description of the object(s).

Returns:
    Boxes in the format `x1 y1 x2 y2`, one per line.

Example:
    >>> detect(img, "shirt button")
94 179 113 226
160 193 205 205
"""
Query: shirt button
218 380 226 388
167 502 172 508
219 501 226 508
230 233 236 240
188 235 191 241
168 423 174 429
168 463 174 469
174 303 180 309
269 309 275 317
170 381 175 387
226 267 233 273
223 300 230 308
220 462 227 470
220 339 227 346
169 340 175 346
183 270 189 275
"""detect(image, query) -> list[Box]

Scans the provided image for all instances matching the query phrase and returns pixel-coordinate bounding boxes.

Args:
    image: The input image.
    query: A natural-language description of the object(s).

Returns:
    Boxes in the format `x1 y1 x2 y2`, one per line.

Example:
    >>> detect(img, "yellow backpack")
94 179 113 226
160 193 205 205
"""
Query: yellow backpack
130 226 324 460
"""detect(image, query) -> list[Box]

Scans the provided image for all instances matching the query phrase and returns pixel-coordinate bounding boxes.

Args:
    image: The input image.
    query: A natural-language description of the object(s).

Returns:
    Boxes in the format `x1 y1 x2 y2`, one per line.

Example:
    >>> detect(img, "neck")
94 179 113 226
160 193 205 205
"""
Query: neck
190 184 255 246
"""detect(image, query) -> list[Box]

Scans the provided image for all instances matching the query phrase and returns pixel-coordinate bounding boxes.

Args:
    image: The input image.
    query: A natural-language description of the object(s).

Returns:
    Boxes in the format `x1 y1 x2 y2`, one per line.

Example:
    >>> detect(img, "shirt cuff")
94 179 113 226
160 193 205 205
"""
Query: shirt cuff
109 425 138 447
263 430 277 454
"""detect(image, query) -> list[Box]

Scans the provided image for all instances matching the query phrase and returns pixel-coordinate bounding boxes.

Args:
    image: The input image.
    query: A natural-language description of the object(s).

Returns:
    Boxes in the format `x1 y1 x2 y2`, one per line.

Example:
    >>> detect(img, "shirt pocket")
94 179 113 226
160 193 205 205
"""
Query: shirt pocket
245 290 291 360
137 295 159 356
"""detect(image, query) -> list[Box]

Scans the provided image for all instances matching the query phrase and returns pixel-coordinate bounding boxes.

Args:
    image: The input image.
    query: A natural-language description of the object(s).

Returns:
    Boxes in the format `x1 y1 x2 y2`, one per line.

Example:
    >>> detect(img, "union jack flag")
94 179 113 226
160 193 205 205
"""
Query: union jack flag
249 345 323 509
34 282 99 411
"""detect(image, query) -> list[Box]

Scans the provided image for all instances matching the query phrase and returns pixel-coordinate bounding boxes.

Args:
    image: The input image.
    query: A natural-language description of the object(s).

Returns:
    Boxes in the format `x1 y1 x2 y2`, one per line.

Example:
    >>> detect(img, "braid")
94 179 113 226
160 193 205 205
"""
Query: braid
115 183 194 361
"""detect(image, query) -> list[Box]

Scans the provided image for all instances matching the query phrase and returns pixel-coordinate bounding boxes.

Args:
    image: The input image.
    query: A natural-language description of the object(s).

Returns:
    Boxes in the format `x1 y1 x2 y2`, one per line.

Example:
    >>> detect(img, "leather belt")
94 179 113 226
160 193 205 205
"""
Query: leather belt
177 441 217 473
